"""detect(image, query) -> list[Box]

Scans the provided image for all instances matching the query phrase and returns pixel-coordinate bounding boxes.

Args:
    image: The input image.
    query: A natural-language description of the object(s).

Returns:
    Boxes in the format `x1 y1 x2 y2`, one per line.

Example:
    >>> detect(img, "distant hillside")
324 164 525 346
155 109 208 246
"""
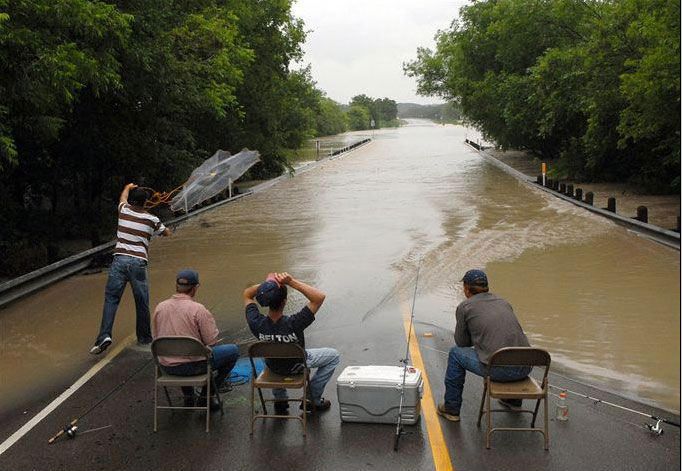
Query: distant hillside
397 102 462 122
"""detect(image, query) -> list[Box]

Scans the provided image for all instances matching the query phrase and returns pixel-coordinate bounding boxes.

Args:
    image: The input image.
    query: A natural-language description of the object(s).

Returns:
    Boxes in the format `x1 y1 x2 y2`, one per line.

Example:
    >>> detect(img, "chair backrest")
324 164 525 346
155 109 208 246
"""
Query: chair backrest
248 341 306 361
151 336 211 364
488 347 551 368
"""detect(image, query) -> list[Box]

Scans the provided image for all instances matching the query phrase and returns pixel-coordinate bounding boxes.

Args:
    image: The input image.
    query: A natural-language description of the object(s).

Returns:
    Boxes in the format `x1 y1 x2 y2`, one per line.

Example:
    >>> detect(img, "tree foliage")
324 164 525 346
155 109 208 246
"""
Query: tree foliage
0 0 325 276
348 95 398 129
405 0 680 192
315 97 348 136
347 104 371 131
0 0 405 277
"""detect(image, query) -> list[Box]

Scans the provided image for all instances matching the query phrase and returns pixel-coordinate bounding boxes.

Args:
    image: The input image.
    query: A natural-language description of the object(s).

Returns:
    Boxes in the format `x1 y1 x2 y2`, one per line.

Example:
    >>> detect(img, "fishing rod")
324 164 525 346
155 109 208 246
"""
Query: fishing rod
394 262 421 452
48 333 255 444
48 358 152 444
546 384 680 431
418 343 680 434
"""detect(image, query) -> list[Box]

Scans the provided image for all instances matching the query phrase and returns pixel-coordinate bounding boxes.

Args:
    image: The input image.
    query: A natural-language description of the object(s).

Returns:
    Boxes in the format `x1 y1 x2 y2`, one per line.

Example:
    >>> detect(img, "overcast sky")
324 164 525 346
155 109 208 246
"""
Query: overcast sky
291 0 468 105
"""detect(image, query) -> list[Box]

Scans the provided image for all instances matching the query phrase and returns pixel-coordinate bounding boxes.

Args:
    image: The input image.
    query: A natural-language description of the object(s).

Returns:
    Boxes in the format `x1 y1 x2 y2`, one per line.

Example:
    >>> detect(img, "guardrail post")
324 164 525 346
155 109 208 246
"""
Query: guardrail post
559 183 566 193
575 188 583 201
635 206 648 223
585 192 594 205
566 184 574 198
606 197 616 213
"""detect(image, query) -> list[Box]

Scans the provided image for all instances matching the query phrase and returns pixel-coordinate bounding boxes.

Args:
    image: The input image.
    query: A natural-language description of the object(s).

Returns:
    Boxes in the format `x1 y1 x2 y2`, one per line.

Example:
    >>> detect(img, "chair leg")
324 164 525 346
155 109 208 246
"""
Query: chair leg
257 386 267 415
543 395 549 450
308 371 316 416
250 382 255 436
205 377 210 433
154 380 158 433
531 398 541 427
302 380 307 437
486 387 492 449
477 382 487 427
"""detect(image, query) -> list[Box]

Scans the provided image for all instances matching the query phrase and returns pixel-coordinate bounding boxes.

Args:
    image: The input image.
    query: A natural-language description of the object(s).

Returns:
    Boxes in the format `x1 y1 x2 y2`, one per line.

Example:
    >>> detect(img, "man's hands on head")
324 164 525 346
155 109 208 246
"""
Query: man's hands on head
277 272 325 314
243 272 326 314
274 272 292 286
243 283 259 307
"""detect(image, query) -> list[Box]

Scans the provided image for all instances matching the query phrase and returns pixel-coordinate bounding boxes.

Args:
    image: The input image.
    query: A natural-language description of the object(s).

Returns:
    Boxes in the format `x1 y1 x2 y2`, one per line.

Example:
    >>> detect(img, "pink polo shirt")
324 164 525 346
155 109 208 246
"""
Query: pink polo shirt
152 293 219 366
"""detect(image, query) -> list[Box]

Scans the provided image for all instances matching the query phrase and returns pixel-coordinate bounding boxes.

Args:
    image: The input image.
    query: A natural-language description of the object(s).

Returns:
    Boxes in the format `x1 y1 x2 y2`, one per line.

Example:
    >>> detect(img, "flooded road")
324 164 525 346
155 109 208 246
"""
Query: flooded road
0 120 679 420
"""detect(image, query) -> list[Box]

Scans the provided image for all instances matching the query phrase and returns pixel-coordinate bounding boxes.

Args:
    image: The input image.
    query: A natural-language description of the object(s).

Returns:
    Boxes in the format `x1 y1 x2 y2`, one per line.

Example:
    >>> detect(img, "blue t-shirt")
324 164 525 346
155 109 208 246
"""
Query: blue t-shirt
245 303 315 374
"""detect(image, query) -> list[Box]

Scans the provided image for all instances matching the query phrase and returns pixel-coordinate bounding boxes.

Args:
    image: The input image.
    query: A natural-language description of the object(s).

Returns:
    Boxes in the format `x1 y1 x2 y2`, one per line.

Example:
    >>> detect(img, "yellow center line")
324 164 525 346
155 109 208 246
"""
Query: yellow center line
400 298 455 471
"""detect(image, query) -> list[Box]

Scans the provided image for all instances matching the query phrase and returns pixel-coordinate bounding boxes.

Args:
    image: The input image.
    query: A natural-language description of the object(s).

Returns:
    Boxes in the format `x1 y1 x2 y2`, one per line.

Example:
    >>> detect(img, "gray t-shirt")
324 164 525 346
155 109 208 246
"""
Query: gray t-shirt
454 292 530 364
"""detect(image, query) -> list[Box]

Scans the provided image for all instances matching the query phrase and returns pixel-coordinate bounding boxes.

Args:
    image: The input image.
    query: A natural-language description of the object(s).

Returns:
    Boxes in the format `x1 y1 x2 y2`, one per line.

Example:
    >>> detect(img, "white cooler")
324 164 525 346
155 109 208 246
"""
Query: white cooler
336 365 423 424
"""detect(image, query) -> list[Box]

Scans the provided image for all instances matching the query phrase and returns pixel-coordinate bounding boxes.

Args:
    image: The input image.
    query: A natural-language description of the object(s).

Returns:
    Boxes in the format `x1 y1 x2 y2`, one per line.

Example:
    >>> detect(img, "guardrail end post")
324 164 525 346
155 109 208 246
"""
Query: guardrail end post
635 206 648 224
585 191 594 205
606 197 616 213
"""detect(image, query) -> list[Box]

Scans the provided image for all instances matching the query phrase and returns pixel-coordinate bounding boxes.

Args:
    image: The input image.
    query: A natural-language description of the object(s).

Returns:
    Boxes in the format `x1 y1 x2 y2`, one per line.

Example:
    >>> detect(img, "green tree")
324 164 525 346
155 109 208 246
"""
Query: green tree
316 97 348 136
375 97 398 123
0 0 131 170
347 105 371 130
405 0 680 191
0 0 323 276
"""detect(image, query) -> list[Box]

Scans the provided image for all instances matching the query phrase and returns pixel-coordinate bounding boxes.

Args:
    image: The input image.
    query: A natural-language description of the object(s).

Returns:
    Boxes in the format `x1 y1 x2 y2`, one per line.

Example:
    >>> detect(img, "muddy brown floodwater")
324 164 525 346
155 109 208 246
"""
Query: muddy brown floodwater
0 120 679 422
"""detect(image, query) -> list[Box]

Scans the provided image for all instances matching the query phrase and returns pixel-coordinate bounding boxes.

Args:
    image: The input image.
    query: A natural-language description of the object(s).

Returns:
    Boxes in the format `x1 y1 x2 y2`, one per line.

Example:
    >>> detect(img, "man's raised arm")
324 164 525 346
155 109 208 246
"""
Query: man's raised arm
275 272 325 314
243 284 259 307
119 183 137 205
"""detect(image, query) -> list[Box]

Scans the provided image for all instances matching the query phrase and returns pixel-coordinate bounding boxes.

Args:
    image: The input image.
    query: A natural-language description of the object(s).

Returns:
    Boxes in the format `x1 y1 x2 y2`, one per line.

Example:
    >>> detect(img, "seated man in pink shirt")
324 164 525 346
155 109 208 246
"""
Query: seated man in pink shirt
152 269 238 410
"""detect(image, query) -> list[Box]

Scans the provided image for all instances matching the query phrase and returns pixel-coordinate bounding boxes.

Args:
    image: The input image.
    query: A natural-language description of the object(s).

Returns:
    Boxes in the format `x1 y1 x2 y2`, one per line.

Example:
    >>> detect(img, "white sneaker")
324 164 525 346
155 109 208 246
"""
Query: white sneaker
89 337 112 355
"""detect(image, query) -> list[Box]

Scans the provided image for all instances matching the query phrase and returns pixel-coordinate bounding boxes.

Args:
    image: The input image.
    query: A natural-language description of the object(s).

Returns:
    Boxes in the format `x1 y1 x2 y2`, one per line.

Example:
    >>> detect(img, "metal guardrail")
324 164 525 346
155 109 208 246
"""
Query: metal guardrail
329 138 371 156
0 192 251 309
0 138 372 309
464 140 681 250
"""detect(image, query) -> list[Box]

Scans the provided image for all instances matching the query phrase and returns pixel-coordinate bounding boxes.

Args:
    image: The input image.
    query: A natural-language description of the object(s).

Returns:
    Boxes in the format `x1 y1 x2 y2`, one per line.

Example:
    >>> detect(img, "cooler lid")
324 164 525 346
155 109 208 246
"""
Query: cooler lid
337 365 422 387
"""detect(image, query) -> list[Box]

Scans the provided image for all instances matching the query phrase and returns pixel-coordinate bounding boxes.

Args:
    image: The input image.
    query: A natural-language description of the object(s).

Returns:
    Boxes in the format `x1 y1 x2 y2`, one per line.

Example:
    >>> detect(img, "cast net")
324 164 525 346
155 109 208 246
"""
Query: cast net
169 148 260 212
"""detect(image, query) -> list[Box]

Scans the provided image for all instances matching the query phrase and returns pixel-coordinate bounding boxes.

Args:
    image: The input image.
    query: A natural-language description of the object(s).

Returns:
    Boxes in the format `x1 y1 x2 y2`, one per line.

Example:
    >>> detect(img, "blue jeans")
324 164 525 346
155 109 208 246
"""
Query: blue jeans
444 346 531 413
96 255 151 344
162 344 239 396
273 347 340 405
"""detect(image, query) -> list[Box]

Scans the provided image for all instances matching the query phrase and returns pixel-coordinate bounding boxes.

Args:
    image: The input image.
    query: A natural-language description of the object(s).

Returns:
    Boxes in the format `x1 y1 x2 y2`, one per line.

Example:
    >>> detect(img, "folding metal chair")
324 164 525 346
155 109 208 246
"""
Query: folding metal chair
476 347 551 449
151 336 222 432
248 342 311 436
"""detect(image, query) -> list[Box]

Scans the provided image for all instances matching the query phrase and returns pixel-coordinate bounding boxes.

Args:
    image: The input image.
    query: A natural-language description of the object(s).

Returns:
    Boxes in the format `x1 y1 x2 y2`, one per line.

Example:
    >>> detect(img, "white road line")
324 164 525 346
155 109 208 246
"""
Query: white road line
0 335 133 456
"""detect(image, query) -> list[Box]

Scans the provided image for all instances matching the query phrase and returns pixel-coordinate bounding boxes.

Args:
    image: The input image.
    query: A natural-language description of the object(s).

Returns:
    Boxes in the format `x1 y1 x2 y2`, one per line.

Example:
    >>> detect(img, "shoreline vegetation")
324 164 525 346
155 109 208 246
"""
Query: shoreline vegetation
0 0 401 280
405 0 680 195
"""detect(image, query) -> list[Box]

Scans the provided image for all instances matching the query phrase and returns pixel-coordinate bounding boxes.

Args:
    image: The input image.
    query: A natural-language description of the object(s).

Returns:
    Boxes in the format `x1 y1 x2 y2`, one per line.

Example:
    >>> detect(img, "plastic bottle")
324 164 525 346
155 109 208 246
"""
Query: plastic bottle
555 391 569 421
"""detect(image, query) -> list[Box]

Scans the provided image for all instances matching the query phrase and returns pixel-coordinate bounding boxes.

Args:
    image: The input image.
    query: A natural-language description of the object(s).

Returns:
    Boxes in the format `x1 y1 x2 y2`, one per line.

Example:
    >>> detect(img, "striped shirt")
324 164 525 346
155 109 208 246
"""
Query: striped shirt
113 202 166 261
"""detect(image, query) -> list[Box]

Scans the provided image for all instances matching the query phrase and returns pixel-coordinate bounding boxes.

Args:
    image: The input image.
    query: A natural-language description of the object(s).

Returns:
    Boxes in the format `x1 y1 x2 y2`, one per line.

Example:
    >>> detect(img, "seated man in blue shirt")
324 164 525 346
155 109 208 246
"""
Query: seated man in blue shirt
244 272 340 414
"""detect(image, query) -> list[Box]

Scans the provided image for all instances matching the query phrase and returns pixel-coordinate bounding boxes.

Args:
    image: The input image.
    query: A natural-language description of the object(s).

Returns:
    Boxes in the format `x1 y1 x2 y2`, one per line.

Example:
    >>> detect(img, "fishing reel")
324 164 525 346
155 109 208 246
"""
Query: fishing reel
646 420 664 436
64 425 78 439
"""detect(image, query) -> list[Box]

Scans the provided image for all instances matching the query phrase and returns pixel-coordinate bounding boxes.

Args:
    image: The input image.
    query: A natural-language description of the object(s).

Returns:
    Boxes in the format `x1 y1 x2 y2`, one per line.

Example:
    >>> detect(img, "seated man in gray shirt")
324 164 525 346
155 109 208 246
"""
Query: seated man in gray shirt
438 269 531 422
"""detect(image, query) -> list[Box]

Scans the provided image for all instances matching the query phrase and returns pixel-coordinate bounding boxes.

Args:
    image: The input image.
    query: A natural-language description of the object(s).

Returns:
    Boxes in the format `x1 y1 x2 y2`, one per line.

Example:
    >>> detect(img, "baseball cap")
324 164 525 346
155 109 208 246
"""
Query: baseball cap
176 269 200 286
256 280 286 308
460 269 488 287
